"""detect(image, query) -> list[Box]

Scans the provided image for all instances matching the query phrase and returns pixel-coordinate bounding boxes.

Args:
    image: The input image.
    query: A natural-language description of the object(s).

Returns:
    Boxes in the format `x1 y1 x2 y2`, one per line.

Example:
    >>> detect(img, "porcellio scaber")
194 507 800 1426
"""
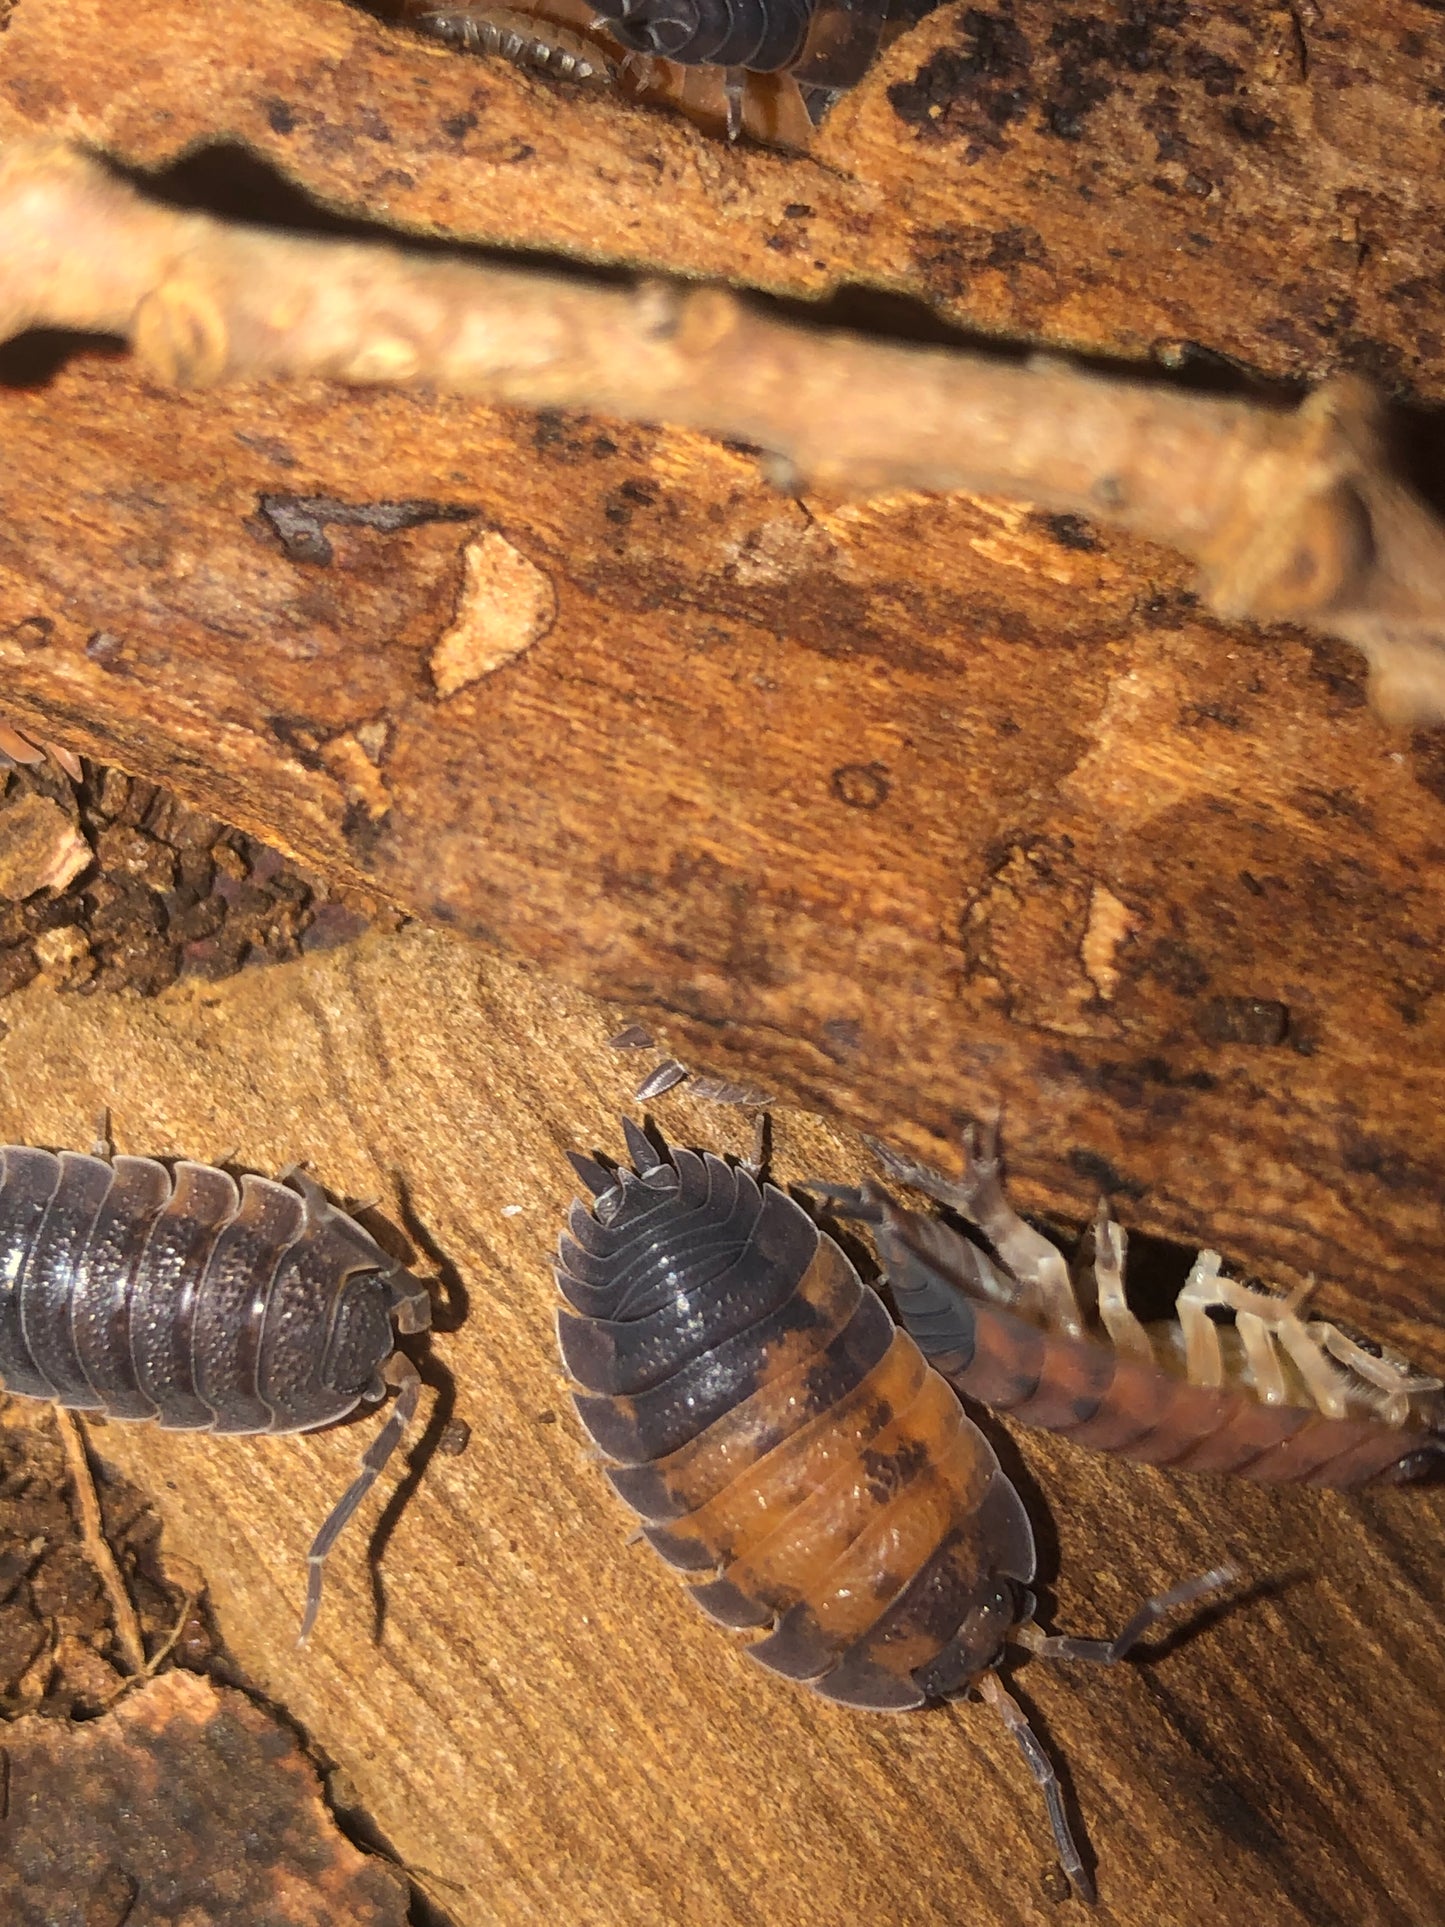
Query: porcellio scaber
558 1119 1232 1900
0 1142 432 1639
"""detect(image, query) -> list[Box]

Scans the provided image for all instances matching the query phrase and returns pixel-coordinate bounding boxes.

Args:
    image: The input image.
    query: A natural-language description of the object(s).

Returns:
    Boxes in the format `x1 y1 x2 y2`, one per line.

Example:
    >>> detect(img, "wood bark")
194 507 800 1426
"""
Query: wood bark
0 930 1439 1927
0 11 1442 1369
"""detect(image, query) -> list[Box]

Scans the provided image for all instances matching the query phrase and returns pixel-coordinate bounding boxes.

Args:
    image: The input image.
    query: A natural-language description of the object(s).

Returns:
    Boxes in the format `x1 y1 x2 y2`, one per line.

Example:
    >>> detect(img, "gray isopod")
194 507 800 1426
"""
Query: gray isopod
0 1143 431 1641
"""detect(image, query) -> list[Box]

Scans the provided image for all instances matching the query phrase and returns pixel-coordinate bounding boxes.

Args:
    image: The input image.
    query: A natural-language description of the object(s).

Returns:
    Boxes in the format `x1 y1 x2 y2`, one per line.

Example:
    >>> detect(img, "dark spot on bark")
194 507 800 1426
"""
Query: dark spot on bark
1181 47 1239 95
1226 104 1276 141
1139 589 1198 627
1066 1147 1146 1198
831 763 891 810
256 493 478 565
889 9 1033 156
9 616 53 650
266 715 327 771
1043 4 1188 139
262 98 298 135
441 111 479 140
85 632 125 670
783 202 813 218
1193 997 1289 1047
1410 727 1445 807
1138 937 1212 998
1306 637 1369 708
823 1016 863 1057
1179 701 1244 730
1036 511 1099 551
1339 1131 1436 1194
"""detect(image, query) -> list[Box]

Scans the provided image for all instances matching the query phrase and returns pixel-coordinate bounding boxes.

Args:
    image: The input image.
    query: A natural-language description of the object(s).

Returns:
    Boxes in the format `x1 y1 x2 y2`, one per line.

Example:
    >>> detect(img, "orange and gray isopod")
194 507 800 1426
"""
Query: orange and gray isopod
556 1118 1037 1711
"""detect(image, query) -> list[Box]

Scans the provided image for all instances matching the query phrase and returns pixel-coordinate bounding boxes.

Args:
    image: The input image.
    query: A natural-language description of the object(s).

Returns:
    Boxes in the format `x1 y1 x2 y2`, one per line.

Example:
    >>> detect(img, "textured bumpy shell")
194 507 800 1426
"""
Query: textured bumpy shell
557 1137 1035 1711
0 1148 405 1436
881 1208 1445 1488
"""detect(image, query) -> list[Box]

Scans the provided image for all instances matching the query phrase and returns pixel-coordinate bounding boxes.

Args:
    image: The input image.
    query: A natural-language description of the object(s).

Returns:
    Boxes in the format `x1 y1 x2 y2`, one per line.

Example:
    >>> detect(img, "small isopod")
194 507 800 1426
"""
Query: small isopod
829 1125 1445 1489
0 1140 433 1640
557 1118 1233 1900
408 3 618 84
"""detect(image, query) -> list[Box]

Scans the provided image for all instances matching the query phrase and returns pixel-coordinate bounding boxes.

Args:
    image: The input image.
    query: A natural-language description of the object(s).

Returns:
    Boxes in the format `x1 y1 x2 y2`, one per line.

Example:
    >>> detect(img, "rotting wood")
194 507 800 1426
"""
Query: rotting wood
0 930 1438 1927
0 0 1442 1367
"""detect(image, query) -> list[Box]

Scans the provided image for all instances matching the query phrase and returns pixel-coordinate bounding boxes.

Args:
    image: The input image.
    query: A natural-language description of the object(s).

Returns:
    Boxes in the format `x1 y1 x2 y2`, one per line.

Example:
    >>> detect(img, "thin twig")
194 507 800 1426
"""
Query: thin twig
54 1409 147 1677
1 139 1443 720
100 1588 198 1707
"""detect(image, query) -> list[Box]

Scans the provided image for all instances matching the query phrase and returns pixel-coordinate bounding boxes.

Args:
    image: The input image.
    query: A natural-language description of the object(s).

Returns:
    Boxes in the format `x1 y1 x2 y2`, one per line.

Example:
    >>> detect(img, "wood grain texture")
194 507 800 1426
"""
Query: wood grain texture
0 12 1442 1352
0 931 1438 1927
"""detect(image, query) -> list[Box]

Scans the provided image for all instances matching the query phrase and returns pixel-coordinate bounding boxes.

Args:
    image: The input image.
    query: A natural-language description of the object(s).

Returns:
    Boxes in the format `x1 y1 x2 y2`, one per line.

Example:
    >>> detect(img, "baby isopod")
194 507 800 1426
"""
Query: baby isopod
557 1118 1233 1900
0 1139 432 1640
832 1125 1445 1489
408 3 618 83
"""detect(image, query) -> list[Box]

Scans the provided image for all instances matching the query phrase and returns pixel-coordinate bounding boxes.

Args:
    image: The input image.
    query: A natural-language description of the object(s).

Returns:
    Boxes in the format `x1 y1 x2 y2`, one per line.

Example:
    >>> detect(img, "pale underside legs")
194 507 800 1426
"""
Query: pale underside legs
867 1124 1088 1338
1178 1257 1440 1421
873 1124 1440 1422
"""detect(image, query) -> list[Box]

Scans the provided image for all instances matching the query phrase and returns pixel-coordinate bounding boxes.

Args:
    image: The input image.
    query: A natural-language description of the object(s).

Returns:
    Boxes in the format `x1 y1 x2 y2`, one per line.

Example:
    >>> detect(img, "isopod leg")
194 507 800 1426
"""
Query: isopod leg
975 1670 1094 1905
1177 1251 1227 1387
724 67 745 140
298 1353 424 1645
1090 1207 1153 1364
1013 1566 1236 1665
868 1125 1085 1337
740 1111 770 1182
388 1271 435 1335
1311 1322 1441 1425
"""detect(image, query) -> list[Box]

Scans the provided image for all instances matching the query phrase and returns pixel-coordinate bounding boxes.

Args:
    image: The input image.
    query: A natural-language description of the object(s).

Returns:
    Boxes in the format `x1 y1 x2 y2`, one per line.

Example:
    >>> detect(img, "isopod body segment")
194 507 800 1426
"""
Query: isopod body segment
0 1145 432 1639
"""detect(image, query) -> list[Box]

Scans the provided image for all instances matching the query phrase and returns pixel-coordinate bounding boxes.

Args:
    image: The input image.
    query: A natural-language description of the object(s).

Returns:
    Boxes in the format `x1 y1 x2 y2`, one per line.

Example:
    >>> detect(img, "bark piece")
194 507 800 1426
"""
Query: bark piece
0 1668 409 1926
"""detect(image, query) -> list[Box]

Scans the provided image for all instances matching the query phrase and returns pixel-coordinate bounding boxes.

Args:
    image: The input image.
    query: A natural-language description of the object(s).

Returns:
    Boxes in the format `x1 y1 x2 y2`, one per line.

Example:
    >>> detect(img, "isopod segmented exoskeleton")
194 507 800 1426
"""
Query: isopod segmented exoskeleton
557 1118 1233 1901
0 1141 432 1640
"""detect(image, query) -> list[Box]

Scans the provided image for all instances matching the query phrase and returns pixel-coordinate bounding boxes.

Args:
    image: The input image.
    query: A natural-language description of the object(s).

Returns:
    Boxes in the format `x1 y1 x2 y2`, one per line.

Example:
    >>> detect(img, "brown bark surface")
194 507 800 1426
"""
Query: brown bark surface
0 13 1442 1377
0 931 1439 1927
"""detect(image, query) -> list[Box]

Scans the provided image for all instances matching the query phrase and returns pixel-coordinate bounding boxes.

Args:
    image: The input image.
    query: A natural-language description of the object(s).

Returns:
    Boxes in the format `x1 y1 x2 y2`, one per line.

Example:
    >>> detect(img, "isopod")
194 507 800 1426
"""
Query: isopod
831 1125 1445 1489
0 1141 432 1640
407 0 886 139
557 1118 1232 1900
408 3 617 84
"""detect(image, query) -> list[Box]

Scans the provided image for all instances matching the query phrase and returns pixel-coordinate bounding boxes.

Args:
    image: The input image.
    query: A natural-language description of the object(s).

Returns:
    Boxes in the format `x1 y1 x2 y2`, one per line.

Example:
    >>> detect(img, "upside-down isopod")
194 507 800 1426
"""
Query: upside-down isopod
557 1118 1232 1900
839 1126 1445 1489
0 1141 432 1640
